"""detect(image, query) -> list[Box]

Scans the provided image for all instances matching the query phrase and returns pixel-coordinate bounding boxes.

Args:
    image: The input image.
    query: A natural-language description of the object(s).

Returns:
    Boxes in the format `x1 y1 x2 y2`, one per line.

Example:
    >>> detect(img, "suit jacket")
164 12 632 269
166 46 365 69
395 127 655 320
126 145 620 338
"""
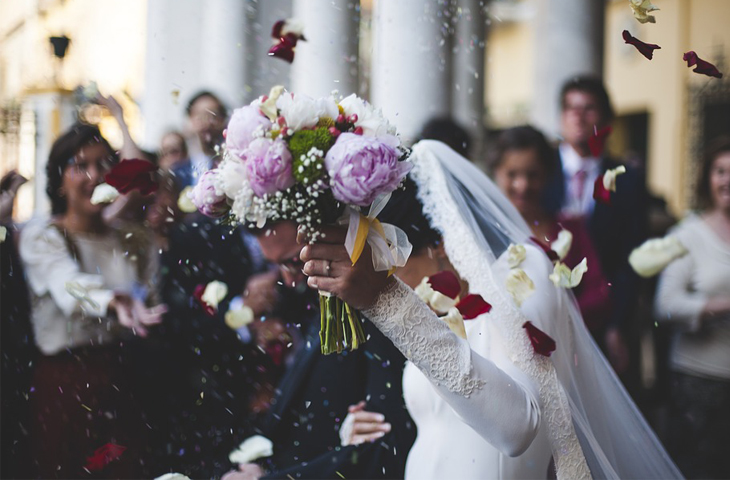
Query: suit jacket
257 298 416 479
544 153 648 331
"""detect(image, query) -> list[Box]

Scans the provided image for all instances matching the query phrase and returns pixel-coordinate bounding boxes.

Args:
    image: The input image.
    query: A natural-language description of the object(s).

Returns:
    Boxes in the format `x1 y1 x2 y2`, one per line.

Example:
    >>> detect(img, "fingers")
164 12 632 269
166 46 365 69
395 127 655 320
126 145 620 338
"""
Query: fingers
350 431 388 444
302 259 337 277
350 410 386 424
348 401 367 413
300 243 350 263
306 275 338 295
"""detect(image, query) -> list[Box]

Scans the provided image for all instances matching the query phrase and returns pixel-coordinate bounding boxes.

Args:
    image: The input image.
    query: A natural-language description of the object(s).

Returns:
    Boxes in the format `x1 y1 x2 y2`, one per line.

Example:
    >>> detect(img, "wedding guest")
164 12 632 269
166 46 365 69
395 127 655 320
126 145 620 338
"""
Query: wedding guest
222 221 415 480
174 91 227 188
491 125 611 335
543 76 647 376
654 135 730 479
19 124 166 478
159 131 189 171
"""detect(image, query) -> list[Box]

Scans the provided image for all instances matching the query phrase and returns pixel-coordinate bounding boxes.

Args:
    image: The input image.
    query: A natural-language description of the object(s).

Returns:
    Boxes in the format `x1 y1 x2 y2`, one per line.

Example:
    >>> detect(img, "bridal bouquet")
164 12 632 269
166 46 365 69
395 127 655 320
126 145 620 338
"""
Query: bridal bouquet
190 86 412 354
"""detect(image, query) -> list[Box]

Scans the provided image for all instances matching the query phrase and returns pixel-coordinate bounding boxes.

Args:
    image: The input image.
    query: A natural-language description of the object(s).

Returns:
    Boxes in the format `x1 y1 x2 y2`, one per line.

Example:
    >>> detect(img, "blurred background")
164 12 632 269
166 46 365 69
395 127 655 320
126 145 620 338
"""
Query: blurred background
1 0 728 222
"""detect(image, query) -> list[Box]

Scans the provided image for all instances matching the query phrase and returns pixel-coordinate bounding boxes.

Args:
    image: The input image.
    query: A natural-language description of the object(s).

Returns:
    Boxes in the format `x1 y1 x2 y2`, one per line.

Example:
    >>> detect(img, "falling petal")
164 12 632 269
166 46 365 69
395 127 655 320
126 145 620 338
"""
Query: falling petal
177 186 197 213
90 183 120 205
507 243 527 268
427 270 461 299
0 226 6 243
523 321 556 357
414 276 458 314
201 280 228 309
588 125 612 157
85 443 127 471
629 235 688 277
549 258 588 288
442 308 467 339
229 435 274 464
629 0 659 24
622 30 661 60
225 305 255 329
550 229 573 261
456 293 492 319
593 165 626 205
505 269 535 307
683 51 723 78
193 284 216 317
104 158 158 195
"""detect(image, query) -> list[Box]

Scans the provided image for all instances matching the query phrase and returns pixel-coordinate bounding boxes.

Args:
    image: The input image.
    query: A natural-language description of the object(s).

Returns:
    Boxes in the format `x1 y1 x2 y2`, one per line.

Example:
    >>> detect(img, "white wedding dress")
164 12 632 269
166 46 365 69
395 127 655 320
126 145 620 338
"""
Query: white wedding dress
359 141 682 480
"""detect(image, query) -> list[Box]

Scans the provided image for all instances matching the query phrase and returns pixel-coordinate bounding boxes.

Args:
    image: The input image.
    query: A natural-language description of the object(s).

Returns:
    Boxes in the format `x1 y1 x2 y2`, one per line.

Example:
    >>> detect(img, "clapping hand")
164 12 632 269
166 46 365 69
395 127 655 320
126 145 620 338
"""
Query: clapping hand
110 294 166 337
340 401 392 446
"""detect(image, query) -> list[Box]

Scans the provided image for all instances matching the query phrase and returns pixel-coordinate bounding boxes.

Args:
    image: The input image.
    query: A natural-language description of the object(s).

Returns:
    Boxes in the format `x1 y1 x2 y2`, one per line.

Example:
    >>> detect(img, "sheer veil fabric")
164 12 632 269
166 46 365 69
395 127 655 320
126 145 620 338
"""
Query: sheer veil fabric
407 140 682 479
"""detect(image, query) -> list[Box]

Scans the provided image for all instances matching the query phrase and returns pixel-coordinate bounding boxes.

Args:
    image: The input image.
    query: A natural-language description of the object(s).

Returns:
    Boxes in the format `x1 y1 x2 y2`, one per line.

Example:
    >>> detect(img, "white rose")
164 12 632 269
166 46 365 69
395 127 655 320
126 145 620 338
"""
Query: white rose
216 157 250 199
550 229 573 261
202 281 228 310
507 244 527 268
314 96 339 122
549 258 588 288
629 236 688 278
90 183 120 205
505 269 535 307
338 94 397 138
229 435 274 465
276 92 321 131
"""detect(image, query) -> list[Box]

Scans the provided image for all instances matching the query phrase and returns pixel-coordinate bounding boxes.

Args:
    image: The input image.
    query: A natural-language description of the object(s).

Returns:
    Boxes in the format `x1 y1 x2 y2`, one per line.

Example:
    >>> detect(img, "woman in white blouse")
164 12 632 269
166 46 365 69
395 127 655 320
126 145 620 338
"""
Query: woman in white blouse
19 123 165 478
655 136 730 479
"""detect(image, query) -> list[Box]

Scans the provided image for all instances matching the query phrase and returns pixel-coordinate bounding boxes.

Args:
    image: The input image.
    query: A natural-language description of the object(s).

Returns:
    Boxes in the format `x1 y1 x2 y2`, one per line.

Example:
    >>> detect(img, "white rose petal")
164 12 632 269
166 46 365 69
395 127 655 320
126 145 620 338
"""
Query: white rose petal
415 277 458 315
177 187 197 213
629 0 659 23
225 305 255 329
507 244 527 268
260 85 285 121
0 225 6 243
505 269 535 307
229 435 274 465
276 91 321 131
155 474 191 480
549 258 588 288
602 165 627 192
629 236 688 278
550 229 573 260
90 183 120 205
65 281 101 311
202 280 228 310
338 94 397 138
442 307 467 339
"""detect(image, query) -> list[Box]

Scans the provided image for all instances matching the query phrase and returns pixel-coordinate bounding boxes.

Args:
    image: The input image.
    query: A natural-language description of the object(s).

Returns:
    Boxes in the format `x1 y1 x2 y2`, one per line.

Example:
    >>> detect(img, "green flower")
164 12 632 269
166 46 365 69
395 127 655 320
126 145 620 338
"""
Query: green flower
289 127 335 183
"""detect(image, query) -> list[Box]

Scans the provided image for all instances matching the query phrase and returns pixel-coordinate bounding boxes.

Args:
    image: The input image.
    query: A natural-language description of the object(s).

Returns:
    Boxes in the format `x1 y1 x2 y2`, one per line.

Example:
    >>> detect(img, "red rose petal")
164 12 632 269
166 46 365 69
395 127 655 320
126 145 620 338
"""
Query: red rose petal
268 36 297 63
592 174 612 205
587 125 612 158
683 51 723 79
193 284 216 317
456 294 492 320
271 20 286 39
104 158 158 195
85 443 127 471
529 237 559 262
622 30 661 60
522 321 556 357
428 270 461 299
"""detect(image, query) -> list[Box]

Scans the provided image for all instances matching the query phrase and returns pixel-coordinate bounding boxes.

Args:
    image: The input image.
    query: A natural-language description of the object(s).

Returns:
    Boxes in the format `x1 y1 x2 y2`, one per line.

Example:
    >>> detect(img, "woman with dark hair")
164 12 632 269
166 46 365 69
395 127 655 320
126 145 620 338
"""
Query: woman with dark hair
654 135 730 479
300 140 680 479
19 123 166 478
490 125 611 336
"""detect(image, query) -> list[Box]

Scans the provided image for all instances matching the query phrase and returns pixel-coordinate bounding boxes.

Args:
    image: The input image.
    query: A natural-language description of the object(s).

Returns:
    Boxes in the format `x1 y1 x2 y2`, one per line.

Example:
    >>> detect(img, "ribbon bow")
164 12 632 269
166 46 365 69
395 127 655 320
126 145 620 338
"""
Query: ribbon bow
343 194 412 275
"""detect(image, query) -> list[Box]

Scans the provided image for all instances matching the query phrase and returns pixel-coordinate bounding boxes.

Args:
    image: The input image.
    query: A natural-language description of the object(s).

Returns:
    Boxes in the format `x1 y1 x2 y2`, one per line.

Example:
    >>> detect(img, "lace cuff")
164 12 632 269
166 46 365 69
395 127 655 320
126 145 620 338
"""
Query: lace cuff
363 278 485 397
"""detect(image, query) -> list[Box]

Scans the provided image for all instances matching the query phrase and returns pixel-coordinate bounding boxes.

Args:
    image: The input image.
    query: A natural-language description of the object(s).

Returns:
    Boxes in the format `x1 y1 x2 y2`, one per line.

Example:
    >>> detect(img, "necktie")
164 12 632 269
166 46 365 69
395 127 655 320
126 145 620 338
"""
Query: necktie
571 169 588 214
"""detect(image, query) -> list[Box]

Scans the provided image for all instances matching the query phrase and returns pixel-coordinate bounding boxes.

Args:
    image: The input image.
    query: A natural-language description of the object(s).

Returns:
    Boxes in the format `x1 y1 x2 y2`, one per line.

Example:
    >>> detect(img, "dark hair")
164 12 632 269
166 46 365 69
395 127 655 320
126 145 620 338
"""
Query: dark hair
46 123 115 215
488 125 557 175
560 76 614 122
378 177 441 253
419 117 472 158
186 90 227 117
696 135 730 210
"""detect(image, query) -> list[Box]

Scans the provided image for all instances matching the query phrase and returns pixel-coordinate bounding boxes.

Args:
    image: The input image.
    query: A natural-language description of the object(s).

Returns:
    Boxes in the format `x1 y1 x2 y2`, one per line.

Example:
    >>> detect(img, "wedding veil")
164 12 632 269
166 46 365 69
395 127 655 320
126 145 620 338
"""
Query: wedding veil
408 140 682 479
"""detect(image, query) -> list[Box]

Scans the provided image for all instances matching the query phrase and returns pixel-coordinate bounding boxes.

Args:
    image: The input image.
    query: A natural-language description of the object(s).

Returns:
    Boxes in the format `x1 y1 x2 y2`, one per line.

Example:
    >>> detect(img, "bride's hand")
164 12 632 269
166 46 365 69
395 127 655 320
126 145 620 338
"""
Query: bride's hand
298 226 394 309
340 401 392 446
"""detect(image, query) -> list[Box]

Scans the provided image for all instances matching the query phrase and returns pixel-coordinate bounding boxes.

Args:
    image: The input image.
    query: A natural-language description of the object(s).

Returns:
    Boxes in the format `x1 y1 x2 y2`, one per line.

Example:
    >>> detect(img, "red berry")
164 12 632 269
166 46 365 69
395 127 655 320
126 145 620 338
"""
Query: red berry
328 127 341 137
348 114 358 123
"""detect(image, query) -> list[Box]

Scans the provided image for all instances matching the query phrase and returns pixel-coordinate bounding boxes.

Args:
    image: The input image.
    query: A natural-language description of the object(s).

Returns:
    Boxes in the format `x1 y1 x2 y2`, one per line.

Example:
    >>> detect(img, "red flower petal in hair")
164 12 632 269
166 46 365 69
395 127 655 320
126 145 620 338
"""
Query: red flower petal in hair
428 270 461 299
622 30 661 60
587 125 612 158
456 294 492 320
529 237 559 262
522 321 556 357
85 443 127 471
683 51 723 79
104 158 158 195
193 284 216 317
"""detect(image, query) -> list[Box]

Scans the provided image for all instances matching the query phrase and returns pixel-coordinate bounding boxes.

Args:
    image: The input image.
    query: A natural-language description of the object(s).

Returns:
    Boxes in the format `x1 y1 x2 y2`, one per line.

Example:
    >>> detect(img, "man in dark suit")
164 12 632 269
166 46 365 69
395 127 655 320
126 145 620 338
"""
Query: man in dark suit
225 221 415 479
543 76 648 380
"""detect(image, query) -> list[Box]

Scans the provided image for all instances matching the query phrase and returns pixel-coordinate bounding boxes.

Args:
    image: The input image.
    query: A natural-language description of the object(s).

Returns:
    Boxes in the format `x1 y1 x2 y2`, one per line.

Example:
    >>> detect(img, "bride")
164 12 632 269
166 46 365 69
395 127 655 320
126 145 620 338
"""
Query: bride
299 140 681 479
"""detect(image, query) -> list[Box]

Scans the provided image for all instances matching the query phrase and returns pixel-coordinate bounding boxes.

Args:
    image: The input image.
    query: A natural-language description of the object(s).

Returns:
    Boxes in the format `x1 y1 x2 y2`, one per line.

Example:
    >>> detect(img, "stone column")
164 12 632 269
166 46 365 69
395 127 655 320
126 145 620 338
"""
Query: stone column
371 0 451 143
291 0 360 98
200 0 249 108
531 0 604 138
452 0 488 162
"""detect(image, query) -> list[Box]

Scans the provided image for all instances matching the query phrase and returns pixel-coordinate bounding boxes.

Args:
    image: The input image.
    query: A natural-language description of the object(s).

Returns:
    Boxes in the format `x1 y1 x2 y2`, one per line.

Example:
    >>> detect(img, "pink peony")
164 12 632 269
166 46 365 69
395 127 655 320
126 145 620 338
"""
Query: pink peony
190 170 229 217
226 106 272 160
244 138 295 196
324 133 410 206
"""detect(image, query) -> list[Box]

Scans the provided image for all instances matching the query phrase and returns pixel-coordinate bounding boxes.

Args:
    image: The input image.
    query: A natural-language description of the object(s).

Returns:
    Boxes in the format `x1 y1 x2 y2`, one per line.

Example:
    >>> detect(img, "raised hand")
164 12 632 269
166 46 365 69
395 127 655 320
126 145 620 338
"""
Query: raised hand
340 401 392 446
110 294 166 337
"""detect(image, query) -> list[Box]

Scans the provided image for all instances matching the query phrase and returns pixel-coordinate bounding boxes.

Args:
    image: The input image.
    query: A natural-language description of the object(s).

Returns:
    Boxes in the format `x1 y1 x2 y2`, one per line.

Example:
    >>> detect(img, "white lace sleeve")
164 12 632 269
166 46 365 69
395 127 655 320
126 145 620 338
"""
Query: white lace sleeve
363 277 541 457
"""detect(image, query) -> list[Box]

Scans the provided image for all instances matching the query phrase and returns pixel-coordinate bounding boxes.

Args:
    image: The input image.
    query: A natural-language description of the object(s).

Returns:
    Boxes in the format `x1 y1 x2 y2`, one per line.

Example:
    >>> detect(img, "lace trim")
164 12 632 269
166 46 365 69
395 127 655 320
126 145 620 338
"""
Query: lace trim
409 145 592 480
363 279 485 397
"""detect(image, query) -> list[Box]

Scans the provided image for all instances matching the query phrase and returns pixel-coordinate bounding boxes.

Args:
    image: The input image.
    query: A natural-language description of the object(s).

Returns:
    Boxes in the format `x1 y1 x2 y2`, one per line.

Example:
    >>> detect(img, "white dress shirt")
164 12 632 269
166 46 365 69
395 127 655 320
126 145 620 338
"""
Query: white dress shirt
560 143 601 218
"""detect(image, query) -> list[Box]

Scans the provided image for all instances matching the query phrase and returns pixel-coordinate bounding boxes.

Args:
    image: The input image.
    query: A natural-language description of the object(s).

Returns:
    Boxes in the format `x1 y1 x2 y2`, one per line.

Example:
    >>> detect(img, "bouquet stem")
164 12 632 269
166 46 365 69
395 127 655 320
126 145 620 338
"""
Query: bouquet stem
319 293 366 355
